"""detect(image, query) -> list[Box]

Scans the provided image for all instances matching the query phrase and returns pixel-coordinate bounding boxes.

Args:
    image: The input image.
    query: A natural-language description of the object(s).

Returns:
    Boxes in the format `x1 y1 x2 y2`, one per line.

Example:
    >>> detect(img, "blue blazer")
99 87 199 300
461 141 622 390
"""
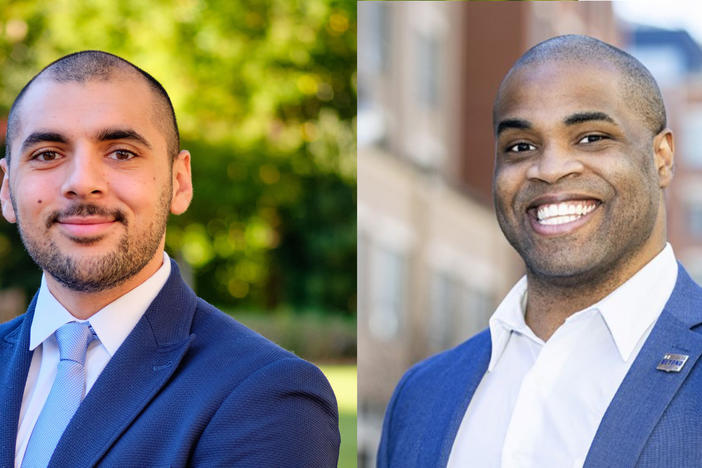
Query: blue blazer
0 260 340 467
378 264 702 468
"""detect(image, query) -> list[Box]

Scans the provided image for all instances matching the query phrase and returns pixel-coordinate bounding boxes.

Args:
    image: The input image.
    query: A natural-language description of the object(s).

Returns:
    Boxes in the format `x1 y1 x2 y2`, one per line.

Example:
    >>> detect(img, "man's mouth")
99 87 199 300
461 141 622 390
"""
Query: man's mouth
56 216 118 238
535 200 599 225
526 197 602 236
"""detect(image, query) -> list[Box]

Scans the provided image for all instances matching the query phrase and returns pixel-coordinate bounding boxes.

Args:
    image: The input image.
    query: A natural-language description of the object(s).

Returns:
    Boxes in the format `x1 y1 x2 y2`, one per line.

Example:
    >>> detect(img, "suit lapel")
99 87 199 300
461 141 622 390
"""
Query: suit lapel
417 330 492 467
49 260 198 468
0 296 36 468
585 265 702 467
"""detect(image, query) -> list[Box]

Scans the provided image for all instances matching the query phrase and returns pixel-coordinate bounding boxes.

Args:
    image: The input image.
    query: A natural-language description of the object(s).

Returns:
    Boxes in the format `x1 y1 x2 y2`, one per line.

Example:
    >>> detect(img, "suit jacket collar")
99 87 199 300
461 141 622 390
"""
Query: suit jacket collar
585 263 702 466
413 262 702 468
0 259 197 468
49 258 197 467
417 331 492 467
0 294 37 468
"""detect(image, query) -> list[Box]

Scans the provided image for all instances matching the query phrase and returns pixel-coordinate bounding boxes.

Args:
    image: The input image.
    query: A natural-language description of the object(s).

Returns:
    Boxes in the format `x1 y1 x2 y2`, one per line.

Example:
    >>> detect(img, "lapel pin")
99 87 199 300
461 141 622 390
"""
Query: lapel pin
656 353 689 373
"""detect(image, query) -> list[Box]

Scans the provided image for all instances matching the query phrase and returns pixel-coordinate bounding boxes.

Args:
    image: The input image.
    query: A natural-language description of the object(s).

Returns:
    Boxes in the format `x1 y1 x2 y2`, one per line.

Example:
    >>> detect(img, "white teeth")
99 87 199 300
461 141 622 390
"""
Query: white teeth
540 215 578 225
536 201 597 225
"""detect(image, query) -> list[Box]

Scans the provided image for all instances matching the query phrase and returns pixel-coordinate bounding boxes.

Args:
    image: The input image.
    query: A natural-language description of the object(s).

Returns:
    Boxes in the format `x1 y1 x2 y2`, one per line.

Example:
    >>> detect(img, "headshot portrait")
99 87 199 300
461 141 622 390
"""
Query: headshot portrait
0 2 355 467
358 1 702 467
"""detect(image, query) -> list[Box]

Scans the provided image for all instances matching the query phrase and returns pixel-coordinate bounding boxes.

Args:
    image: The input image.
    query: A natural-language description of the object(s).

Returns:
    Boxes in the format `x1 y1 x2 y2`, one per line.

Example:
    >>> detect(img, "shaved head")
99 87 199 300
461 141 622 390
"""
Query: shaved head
5 50 179 161
494 34 666 137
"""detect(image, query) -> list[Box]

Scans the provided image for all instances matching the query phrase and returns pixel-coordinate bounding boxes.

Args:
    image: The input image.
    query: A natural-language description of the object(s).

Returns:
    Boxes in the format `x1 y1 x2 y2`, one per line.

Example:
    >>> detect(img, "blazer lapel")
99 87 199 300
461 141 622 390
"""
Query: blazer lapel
49 261 198 468
417 330 492 467
585 265 702 467
0 296 36 468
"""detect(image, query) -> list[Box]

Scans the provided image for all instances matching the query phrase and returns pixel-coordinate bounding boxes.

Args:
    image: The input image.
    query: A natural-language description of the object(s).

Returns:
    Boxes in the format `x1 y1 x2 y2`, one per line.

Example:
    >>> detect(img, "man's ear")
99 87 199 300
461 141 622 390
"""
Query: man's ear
0 158 17 223
170 150 193 215
653 128 674 189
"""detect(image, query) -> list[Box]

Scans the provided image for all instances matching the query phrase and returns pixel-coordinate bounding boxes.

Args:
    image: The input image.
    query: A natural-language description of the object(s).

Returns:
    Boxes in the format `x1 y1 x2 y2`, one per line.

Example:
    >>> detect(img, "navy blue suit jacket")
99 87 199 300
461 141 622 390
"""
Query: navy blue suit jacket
378 264 702 467
0 260 340 467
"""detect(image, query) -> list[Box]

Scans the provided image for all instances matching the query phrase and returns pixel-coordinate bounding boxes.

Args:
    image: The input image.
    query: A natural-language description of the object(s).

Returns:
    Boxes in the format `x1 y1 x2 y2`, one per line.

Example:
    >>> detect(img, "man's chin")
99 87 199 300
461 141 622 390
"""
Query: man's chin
48 267 133 293
62 234 109 246
525 256 610 288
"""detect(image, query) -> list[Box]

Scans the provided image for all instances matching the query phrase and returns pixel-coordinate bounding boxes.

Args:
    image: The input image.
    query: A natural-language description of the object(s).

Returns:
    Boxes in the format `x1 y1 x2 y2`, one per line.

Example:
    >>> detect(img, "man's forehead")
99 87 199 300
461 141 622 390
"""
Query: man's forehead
21 72 150 103
9 75 163 156
14 75 156 130
494 59 625 122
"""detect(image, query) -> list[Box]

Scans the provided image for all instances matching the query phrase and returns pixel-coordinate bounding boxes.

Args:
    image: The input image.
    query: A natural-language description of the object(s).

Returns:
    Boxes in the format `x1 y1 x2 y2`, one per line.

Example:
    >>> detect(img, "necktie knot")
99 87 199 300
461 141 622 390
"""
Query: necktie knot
55 321 94 365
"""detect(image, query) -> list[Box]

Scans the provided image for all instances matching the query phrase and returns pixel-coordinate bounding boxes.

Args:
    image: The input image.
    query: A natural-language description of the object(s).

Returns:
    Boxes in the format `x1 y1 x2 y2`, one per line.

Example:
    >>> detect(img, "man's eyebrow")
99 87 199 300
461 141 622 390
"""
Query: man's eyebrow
564 112 616 126
95 128 152 149
496 119 531 136
20 131 68 154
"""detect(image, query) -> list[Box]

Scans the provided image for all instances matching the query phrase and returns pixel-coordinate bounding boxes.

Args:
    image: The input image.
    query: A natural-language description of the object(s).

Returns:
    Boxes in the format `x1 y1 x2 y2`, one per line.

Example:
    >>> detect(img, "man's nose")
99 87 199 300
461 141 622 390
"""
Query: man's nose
525 143 584 184
61 148 107 199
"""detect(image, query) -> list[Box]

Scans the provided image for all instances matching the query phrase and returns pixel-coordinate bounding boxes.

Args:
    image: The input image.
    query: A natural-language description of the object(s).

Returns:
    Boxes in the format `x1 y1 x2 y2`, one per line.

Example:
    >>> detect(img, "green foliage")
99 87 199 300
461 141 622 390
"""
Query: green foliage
0 0 356 317
233 310 356 360
320 365 357 468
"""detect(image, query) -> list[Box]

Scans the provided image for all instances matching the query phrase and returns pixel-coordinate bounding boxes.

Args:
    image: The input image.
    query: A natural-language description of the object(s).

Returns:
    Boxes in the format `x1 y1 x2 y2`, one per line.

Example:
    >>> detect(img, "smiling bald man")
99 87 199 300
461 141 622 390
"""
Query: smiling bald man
378 34 702 468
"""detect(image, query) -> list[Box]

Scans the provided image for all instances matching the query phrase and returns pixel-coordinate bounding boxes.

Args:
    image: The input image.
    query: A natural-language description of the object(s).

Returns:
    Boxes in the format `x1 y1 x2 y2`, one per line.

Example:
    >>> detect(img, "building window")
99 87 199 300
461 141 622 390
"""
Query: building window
357 2 391 148
359 2 391 75
687 201 702 237
357 231 369 319
368 245 406 341
461 286 493 337
415 32 440 109
430 271 494 350
429 271 458 350
681 108 702 168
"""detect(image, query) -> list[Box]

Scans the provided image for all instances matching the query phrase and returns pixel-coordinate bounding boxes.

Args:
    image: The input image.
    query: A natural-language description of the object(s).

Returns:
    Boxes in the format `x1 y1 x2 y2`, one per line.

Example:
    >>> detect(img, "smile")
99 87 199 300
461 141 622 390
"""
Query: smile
526 197 602 236
536 200 598 225
56 216 118 238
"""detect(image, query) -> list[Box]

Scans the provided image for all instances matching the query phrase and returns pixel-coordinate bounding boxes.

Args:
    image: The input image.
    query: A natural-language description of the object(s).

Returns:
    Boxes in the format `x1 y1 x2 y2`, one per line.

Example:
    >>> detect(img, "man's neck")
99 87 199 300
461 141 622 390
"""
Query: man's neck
44 251 165 320
524 243 666 341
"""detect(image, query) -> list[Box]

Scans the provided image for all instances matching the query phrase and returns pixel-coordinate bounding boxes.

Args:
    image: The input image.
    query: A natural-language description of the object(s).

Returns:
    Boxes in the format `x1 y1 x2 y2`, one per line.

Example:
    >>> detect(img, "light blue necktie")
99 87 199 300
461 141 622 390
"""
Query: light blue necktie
21 322 95 468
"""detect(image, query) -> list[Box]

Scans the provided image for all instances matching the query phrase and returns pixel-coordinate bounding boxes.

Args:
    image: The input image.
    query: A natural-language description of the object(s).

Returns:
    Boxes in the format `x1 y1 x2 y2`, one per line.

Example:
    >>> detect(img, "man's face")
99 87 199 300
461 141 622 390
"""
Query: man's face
0 75 191 292
492 60 673 285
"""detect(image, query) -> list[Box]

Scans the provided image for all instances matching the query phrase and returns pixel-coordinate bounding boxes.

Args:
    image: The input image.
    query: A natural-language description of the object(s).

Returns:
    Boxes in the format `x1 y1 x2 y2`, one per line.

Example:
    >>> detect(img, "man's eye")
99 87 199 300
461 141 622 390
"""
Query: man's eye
109 150 136 160
506 142 536 153
578 134 606 144
33 151 61 162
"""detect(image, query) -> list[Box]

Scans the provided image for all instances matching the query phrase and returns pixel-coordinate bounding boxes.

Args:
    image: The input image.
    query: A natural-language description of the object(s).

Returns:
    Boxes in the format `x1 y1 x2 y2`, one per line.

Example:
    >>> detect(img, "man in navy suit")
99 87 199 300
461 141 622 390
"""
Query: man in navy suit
0 50 339 467
379 35 702 467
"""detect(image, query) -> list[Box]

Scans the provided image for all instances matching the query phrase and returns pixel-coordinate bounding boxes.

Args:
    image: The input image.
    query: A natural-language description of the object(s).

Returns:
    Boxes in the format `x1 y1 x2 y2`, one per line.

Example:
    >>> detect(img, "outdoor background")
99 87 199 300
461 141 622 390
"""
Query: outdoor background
0 1 356 466
357 1 702 466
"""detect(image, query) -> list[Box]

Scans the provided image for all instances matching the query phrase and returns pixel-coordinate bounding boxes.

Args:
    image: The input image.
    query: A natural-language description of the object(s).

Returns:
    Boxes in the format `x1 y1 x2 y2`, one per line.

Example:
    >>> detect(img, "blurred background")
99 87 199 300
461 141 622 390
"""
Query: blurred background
357 1 702 466
0 1 356 466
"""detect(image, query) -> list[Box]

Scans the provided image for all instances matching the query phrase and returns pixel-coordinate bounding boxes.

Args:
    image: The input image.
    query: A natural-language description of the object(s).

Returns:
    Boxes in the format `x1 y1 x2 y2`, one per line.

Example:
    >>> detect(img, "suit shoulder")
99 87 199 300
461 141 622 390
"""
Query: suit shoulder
401 328 491 387
189 297 322 377
378 329 491 465
0 313 27 339
192 297 293 352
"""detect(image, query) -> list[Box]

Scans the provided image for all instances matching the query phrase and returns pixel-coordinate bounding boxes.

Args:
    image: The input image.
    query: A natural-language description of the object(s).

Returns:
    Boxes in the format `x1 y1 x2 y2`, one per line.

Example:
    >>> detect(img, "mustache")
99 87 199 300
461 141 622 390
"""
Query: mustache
46 204 127 228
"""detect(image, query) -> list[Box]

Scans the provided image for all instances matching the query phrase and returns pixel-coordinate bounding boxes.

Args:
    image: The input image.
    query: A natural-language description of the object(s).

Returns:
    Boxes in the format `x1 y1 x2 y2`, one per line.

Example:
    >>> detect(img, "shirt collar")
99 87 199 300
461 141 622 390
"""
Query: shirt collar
488 276 537 372
487 243 678 370
30 251 172 355
595 243 677 361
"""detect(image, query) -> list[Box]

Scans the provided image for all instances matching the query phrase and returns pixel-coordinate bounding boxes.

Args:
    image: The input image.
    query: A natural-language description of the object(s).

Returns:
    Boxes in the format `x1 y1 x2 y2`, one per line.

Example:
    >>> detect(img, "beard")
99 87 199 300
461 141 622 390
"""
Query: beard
494 172 659 290
14 188 171 293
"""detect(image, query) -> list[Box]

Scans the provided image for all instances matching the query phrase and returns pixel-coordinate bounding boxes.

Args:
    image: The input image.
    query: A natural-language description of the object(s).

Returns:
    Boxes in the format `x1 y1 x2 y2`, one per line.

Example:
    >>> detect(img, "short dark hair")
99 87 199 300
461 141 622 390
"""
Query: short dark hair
5 50 180 160
494 34 667 136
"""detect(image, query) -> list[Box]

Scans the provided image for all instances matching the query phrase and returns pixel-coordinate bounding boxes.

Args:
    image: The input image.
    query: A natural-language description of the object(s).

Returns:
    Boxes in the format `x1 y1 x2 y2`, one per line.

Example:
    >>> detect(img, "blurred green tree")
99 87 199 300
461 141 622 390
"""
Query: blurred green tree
0 0 356 317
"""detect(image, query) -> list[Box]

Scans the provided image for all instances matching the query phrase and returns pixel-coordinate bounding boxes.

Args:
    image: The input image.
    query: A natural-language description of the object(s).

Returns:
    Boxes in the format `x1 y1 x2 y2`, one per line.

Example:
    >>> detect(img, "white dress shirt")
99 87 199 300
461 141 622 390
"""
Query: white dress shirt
447 244 678 468
15 252 171 467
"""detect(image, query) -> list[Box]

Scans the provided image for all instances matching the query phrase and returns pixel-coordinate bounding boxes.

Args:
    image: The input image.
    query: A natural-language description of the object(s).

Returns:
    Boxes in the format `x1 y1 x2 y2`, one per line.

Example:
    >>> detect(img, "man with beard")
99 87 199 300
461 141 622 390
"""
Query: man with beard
0 51 339 468
378 35 702 467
